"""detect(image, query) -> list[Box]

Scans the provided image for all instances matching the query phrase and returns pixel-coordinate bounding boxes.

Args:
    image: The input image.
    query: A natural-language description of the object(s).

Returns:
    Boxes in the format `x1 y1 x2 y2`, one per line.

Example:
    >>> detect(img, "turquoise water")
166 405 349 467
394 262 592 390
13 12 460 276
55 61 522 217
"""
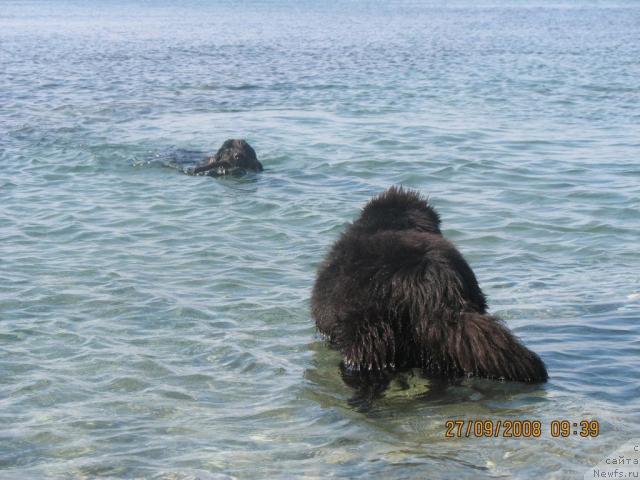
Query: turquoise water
2 1 640 478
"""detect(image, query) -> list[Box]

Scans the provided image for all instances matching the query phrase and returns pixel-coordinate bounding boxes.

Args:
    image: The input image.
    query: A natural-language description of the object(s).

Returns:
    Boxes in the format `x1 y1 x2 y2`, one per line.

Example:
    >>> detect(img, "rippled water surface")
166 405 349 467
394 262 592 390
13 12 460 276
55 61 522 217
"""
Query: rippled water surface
2 1 640 478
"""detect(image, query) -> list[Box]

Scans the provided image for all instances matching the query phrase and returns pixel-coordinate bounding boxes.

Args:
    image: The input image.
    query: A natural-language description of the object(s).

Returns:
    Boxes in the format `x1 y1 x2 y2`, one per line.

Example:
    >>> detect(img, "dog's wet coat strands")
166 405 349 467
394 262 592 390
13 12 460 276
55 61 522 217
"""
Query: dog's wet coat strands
311 186 548 384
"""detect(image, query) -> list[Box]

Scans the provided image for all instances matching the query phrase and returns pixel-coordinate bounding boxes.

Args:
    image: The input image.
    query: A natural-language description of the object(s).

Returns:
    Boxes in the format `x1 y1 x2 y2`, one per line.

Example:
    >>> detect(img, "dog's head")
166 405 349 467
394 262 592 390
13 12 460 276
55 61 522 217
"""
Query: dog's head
354 186 441 234
208 139 262 174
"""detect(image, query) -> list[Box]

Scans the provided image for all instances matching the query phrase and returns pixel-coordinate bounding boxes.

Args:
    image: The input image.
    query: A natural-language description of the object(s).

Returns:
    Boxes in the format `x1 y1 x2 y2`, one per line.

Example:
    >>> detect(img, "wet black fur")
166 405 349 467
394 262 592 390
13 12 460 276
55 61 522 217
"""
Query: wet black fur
311 186 547 383
191 139 262 176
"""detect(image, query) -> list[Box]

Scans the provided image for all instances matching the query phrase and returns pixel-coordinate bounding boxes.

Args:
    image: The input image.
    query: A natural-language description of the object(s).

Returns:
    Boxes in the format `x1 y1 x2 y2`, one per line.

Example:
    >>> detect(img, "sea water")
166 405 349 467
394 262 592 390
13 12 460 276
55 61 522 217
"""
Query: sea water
1 1 639 478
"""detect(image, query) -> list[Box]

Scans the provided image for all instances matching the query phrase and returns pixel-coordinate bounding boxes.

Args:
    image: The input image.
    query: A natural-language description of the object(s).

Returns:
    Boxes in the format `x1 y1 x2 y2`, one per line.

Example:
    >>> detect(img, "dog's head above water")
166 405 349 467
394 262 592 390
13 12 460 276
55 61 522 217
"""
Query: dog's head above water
193 139 263 176
353 185 441 234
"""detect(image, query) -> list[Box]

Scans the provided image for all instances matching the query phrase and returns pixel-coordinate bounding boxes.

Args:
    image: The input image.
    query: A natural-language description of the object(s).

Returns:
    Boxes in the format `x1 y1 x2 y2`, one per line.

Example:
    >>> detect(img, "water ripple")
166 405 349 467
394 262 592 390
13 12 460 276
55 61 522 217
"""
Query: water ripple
2 1 640 479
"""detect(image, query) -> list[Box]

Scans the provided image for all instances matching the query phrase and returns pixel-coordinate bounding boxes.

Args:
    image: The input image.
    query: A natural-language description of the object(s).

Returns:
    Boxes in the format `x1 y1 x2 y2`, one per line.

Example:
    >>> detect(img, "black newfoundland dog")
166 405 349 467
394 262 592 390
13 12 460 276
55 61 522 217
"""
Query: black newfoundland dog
190 139 262 176
311 186 547 385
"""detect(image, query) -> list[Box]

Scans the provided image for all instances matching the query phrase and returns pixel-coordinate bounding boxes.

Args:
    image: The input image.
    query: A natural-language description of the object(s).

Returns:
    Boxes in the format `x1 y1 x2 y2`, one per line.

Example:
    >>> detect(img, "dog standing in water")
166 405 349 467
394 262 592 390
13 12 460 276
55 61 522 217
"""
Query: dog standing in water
311 186 547 391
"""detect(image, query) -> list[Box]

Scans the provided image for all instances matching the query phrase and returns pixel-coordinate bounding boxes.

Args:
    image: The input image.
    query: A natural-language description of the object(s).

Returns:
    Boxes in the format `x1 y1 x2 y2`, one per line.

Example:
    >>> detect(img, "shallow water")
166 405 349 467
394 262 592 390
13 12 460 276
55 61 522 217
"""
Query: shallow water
1 1 640 478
